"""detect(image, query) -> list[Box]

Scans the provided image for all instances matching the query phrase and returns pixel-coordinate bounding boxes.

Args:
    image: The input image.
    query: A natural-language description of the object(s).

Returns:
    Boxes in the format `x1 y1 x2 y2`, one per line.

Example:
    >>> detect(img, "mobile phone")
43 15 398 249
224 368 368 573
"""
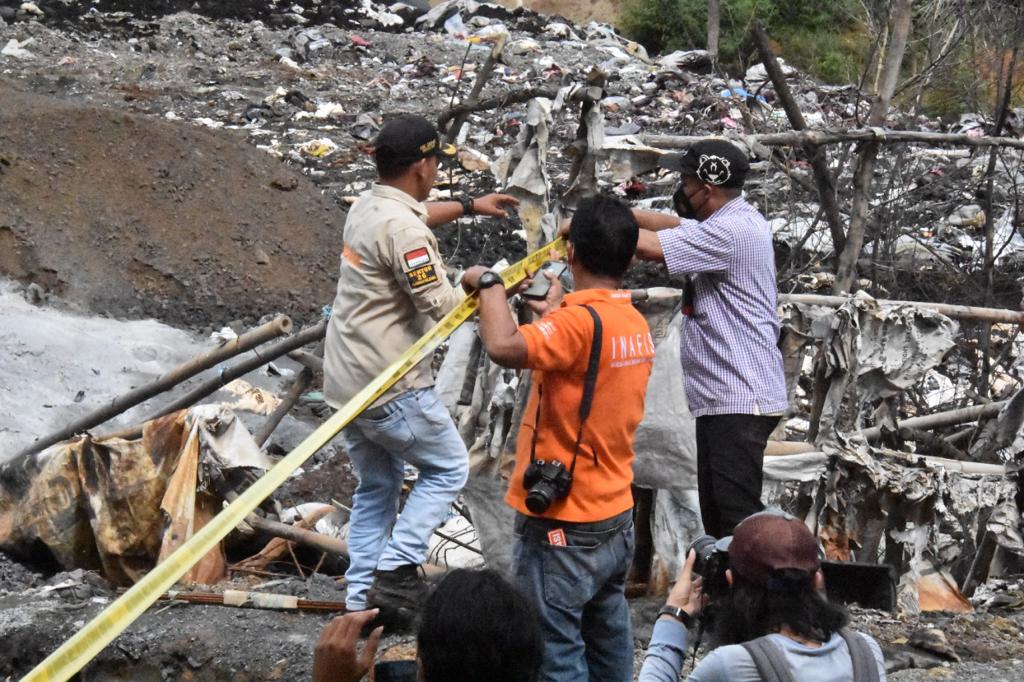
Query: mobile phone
521 261 569 300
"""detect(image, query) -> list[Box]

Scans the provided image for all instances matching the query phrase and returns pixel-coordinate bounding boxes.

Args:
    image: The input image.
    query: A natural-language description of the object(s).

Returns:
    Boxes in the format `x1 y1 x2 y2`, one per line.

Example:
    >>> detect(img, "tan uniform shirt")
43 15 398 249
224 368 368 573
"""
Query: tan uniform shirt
323 183 463 409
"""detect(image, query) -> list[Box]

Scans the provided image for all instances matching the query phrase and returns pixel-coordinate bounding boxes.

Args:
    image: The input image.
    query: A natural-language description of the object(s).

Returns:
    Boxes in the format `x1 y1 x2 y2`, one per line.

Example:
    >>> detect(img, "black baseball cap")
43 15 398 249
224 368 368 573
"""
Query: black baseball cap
659 139 750 188
373 113 455 163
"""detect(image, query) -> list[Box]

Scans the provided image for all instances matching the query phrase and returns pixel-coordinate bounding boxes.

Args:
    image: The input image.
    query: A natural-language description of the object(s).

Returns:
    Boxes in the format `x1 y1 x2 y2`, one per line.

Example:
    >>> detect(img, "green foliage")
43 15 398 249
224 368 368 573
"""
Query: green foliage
620 0 867 84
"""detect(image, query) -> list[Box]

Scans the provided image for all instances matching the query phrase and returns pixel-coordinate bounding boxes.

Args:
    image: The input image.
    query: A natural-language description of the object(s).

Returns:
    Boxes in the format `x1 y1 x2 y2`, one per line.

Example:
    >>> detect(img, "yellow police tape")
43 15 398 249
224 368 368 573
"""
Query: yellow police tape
23 238 566 682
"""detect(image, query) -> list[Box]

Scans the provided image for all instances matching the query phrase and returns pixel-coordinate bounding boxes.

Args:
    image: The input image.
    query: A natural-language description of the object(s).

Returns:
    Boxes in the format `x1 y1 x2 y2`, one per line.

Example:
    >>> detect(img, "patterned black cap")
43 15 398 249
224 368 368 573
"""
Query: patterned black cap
659 139 749 188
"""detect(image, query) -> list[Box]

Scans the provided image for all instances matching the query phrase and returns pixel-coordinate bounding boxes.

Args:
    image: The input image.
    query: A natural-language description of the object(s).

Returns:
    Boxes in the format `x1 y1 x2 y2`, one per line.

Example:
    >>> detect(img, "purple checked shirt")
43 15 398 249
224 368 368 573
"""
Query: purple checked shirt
658 197 788 418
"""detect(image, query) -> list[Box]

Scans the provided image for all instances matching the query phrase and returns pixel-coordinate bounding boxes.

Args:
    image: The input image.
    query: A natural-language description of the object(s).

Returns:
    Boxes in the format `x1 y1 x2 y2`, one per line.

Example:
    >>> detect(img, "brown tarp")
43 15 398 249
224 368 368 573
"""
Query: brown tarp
0 406 268 586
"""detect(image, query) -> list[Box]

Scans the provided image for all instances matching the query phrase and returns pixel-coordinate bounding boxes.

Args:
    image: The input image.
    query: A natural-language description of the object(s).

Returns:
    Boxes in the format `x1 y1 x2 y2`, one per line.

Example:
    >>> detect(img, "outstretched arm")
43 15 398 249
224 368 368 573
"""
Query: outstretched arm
632 208 683 232
425 193 519 228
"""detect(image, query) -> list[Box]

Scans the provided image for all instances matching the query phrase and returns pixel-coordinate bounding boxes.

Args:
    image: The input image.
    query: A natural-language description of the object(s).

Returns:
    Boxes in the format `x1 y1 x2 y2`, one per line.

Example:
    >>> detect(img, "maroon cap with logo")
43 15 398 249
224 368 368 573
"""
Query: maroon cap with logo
725 510 821 590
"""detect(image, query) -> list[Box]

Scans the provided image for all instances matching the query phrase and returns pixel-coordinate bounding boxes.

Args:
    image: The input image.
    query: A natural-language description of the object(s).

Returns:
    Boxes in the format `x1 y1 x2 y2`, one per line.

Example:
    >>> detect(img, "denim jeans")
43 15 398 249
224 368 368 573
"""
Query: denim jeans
342 387 468 610
512 509 635 682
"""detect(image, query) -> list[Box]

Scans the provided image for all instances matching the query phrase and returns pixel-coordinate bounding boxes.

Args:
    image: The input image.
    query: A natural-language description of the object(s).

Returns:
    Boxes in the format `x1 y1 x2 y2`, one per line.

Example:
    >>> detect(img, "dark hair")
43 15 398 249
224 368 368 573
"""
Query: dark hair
710 570 848 647
376 154 419 181
568 194 639 278
418 569 542 682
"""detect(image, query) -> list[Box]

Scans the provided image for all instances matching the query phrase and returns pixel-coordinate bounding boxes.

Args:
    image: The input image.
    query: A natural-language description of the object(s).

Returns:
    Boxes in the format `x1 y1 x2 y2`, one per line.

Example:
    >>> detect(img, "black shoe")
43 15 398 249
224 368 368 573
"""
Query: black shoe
366 565 428 633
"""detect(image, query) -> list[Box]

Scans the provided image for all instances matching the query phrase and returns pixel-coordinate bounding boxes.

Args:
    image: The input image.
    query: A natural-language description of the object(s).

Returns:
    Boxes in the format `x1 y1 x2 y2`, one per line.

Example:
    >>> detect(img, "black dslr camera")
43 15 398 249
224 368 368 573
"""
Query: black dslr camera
522 459 573 514
688 534 731 598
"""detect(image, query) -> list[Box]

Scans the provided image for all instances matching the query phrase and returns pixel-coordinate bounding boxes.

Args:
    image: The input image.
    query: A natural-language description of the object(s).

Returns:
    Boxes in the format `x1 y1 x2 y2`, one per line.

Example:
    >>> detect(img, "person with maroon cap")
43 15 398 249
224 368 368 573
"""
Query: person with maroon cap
639 510 886 681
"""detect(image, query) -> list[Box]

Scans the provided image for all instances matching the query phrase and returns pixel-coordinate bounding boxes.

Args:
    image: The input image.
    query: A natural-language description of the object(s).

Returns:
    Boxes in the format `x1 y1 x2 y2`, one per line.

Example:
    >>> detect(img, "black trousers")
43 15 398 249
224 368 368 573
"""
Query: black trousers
695 414 781 539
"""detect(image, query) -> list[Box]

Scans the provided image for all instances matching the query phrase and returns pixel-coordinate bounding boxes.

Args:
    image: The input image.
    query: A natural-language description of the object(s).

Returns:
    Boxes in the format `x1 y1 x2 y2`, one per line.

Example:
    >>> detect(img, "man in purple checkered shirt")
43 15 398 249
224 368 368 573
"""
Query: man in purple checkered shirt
632 139 788 538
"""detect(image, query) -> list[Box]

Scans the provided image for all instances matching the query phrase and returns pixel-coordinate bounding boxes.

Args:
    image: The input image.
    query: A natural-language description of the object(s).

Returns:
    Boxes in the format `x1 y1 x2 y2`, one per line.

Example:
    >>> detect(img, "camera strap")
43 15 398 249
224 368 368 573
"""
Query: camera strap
529 304 603 475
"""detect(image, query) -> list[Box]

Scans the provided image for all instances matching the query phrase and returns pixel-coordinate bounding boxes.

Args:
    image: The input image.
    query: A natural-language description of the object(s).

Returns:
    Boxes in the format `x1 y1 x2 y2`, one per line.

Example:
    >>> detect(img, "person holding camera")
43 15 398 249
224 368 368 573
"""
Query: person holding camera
627 138 789 539
313 568 543 682
462 194 655 681
639 511 886 681
323 113 518 626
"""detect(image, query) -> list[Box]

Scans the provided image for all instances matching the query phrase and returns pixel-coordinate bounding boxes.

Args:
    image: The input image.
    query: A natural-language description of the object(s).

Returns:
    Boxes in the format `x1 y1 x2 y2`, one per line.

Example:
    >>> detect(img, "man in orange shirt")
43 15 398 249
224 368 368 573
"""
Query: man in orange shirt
463 195 655 681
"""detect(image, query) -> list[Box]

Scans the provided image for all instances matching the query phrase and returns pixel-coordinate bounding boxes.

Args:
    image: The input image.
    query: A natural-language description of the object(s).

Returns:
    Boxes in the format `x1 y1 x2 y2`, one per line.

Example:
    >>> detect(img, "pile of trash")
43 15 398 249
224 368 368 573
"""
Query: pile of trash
4 0 1024 677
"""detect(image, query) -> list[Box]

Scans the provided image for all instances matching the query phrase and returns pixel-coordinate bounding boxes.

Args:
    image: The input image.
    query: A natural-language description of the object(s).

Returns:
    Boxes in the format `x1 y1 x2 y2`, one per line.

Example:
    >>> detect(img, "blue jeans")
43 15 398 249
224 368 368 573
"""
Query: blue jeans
512 509 635 682
342 387 468 610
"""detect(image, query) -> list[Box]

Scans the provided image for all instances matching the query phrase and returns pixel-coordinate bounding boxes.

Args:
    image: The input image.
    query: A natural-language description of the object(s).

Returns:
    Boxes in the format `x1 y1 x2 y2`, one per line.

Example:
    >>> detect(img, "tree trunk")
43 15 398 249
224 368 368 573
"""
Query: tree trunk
751 23 846 256
834 0 914 293
707 0 721 64
979 47 1019 397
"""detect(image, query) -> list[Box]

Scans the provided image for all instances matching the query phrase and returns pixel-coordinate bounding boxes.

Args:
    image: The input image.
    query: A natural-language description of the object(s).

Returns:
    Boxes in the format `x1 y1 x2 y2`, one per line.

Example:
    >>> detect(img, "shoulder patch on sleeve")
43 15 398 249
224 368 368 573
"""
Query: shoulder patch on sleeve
403 247 432 270
406 263 440 289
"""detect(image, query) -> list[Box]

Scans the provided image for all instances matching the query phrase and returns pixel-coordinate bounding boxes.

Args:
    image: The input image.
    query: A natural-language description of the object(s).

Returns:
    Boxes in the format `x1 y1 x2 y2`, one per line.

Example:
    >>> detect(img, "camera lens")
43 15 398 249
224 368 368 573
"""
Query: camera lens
688 534 718 575
525 482 555 514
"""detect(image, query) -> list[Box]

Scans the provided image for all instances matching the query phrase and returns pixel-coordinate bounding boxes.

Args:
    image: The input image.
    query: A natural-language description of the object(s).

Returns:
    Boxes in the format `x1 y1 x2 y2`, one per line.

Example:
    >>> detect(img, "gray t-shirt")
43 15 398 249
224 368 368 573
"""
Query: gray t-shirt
639 619 887 681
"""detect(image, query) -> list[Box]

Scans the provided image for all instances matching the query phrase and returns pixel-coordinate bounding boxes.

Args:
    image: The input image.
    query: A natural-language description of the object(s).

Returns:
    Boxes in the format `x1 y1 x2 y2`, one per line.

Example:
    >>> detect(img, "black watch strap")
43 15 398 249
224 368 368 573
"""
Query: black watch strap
478 271 504 290
460 196 475 216
658 605 694 628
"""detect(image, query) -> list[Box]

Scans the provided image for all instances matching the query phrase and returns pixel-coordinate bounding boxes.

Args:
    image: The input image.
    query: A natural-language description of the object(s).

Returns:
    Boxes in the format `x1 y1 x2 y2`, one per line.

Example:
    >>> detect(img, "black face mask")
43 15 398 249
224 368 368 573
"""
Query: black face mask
673 184 703 219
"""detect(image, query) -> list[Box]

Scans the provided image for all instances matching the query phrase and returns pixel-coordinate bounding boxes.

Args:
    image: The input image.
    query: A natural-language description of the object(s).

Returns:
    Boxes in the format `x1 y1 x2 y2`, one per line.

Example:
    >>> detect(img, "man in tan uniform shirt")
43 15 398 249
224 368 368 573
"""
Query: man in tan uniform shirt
323 113 517 627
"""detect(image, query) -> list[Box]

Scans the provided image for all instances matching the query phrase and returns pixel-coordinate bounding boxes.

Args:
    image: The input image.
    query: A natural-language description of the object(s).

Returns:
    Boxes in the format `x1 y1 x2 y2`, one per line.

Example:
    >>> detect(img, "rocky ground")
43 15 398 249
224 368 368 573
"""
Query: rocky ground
3 0 1024 679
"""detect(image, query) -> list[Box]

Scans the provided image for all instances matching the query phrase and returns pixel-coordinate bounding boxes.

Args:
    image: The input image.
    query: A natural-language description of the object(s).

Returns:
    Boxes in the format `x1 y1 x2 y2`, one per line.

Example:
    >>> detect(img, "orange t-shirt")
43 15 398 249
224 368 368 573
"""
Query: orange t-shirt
505 289 656 523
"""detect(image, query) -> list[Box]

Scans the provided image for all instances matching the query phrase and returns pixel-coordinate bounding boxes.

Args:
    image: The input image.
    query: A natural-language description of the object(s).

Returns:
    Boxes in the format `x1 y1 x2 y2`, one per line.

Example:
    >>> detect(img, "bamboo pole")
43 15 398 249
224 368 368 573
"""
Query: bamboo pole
640 128 1024 151
12 315 293 460
764 442 1004 475
99 320 327 442
858 401 1007 442
779 293 1024 325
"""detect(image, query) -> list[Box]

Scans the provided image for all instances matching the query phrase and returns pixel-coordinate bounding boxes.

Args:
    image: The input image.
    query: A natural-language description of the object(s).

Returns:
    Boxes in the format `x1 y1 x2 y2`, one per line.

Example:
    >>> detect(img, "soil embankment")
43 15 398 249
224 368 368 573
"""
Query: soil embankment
0 80 343 327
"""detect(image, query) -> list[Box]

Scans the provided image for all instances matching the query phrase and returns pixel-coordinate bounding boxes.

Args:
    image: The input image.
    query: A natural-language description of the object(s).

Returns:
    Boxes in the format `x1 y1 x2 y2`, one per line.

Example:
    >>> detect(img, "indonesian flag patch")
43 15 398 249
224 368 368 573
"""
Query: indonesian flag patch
403 247 431 269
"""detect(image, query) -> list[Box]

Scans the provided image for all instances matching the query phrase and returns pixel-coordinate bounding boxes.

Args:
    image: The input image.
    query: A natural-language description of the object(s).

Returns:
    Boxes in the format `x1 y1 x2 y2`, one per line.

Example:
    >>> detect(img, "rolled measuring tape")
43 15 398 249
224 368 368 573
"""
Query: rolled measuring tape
22 238 566 682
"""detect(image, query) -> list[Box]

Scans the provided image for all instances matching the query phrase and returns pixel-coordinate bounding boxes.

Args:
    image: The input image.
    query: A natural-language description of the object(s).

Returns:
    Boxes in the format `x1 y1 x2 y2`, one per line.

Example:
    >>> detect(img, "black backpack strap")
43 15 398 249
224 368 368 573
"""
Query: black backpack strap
838 628 880 682
741 636 795 682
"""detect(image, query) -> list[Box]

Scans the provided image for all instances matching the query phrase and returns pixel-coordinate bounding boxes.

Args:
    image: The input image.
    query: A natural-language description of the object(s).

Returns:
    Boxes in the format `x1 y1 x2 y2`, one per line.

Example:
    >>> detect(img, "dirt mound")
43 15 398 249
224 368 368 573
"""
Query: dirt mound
0 80 343 327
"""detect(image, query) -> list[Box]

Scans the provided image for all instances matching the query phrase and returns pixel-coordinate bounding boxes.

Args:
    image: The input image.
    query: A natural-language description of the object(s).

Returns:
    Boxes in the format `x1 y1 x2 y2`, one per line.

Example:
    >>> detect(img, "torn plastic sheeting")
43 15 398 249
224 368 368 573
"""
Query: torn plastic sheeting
426 513 484 570
763 452 829 482
631 292 697 491
788 293 957 437
808 439 1020 614
0 405 273 586
492 97 551 248
597 135 663 182
563 96 605 206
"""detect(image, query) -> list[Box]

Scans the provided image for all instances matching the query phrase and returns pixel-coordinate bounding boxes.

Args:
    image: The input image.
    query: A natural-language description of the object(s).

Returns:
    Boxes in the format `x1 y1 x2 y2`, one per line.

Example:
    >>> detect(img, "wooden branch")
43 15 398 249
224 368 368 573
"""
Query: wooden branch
895 426 969 460
445 33 507 143
778 293 1024 324
835 0 914 293
252 366 314 447
437 86 559 130
640 129 1024 151
751 23 846 255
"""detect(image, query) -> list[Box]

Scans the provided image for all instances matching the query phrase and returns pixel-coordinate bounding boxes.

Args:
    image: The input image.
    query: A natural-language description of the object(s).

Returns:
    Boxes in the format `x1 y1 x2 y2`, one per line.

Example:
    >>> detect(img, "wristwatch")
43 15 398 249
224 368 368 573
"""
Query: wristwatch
657 605 694 628
477 271 504 290
460 196 475 216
